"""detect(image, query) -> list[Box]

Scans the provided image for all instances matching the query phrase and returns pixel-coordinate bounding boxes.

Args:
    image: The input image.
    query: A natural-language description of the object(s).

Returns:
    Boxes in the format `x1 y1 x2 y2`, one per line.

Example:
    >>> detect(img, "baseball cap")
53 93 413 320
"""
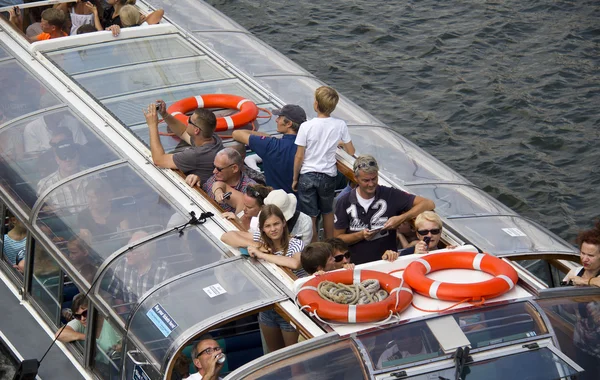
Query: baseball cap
272 104 307 125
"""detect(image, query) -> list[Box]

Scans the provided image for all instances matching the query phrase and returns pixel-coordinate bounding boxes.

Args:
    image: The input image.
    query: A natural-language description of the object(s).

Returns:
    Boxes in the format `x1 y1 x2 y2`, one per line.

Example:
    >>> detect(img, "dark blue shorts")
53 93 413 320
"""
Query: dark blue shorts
298 172 336 217
258 310 296 332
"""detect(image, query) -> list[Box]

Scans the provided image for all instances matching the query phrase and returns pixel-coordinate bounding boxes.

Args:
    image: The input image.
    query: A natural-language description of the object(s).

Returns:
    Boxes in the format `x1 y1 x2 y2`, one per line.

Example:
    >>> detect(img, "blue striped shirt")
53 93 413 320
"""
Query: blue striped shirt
3 234 26 265
252 232 307 278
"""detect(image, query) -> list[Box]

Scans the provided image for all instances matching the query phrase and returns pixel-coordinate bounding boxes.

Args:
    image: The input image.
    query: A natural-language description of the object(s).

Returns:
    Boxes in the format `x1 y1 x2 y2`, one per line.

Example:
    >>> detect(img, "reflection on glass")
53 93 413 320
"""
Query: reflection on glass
30 241 61 322
46 34 197 75
404 348 579 380
37 164 186 283
92 312 123 380
246 341 365 380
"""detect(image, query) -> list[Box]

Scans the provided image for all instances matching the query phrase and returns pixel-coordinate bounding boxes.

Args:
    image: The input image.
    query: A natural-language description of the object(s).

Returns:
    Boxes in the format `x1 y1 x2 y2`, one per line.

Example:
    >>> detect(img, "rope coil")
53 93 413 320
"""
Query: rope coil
317 279 389 305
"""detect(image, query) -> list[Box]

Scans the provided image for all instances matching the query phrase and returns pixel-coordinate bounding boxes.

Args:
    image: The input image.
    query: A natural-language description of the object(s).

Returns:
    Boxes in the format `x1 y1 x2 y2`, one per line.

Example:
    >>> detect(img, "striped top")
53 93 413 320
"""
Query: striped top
252 232 307 278
3 234 26 265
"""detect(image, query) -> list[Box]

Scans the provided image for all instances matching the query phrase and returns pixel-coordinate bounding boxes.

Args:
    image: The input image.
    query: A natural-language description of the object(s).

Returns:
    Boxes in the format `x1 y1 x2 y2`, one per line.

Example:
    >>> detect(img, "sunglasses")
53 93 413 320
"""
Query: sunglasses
333 251 351 262
417 228 441 236
214 163 235 172
188 116 202 130
196 346 221 358
74 309 88 320
355 160 377 171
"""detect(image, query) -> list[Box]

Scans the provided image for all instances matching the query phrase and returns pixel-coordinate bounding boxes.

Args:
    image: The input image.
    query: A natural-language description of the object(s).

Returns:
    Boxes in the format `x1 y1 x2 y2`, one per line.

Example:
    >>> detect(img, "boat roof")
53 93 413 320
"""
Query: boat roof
0 0 583 375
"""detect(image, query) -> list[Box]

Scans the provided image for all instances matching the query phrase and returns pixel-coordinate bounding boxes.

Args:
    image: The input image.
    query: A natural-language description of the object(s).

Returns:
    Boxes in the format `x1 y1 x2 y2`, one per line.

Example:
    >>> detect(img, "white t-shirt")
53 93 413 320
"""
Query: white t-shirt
295 117 351 176
249 212 313 246
187 373 202 380
356 190 375 212
23 115 88 153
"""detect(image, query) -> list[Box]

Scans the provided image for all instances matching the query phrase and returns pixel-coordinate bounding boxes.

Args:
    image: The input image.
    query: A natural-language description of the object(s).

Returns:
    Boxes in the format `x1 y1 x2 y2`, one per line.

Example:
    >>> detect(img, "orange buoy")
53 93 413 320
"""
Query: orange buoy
297 269 413 323
403 251 518 302
167 94 259 132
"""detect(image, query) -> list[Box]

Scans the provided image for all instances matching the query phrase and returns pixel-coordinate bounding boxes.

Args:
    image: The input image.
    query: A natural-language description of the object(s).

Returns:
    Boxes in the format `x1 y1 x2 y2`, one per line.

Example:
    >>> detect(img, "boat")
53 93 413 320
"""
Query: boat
0 1 598 379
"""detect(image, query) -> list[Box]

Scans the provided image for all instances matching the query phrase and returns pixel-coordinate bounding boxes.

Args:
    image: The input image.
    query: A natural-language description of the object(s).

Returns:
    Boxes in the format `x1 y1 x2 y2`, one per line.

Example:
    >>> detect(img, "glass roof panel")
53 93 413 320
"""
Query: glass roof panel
349 126 469 185
245 340 366 380
45 34 198 75
0 60 60 122
0 108 118 211
35 163 186 284
96 227 227 321
446 215 576 255
102 79 266 130
194 31 309 77
146 0 246 32
0 43 8 59
258 75 383 126
125 259 284 366
405 184 516 218
404 347 579 380
72 56 233 100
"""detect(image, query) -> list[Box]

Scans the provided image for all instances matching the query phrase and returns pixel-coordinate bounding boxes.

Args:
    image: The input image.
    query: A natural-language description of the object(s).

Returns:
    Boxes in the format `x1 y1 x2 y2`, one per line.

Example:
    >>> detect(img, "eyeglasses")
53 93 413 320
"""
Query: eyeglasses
214 163 235 172
333 251 351 262
417 228 441 236
188 116 202 130
196 346 221 358
73 309 88 320
355 160 377 171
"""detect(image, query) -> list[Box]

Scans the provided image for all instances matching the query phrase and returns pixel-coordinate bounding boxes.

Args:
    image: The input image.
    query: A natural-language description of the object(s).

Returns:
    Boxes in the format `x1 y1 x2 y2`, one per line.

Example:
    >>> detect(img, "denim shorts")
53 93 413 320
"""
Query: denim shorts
298 172 336 217
258 310 296 332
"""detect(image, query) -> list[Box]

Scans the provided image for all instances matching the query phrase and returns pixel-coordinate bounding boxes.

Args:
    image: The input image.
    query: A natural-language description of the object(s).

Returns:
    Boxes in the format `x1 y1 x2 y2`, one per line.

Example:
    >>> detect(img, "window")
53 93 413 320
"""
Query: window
30 239 62 324
1 209 27 277
92 310 124 380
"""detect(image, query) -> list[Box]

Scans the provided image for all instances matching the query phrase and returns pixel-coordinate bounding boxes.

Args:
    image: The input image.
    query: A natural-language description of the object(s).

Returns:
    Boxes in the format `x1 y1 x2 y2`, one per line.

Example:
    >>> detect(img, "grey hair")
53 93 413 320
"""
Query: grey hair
353 154 379 177
217 147 243 167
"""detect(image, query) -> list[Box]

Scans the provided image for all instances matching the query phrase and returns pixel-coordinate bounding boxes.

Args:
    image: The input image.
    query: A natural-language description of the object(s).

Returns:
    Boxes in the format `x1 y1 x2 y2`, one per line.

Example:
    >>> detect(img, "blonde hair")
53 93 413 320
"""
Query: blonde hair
314 86 339 115
119 5 140 27
414 211 442 230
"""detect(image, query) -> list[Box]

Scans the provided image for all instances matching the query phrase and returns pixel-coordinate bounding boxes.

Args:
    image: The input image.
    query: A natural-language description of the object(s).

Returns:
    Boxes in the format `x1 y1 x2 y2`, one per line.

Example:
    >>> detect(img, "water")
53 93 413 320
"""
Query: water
206 0 600 243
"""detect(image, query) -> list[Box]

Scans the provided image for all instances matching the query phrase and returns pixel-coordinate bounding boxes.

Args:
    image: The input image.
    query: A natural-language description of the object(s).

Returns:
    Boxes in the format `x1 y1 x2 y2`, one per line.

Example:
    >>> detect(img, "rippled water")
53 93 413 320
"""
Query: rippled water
207 0 599 242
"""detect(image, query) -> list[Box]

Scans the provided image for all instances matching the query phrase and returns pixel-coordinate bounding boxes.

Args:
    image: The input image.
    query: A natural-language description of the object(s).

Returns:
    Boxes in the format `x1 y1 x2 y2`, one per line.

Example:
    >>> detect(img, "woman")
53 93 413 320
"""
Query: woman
221 184 271 231
389 211 453 256
101 0 163 30
54 0 103 35
563 220 600 287
3 214 27 272
221 204 305 352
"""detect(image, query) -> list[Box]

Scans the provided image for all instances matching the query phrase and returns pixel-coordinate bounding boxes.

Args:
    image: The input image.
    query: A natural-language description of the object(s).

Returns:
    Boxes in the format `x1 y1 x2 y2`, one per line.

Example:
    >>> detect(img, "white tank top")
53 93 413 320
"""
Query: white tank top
70 8 95 35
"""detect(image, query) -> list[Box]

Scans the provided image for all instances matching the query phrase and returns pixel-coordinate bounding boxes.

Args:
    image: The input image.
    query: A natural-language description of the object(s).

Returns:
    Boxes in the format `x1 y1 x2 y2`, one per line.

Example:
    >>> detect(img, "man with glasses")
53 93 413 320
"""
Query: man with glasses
334 155 435 265
144 101 223 185
189 338 224 380
231 104 307 193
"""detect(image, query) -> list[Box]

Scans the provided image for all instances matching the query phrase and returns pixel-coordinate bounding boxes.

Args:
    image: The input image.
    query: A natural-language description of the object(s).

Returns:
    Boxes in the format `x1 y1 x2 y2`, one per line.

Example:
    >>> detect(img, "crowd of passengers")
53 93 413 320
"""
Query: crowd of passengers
5 0 164 40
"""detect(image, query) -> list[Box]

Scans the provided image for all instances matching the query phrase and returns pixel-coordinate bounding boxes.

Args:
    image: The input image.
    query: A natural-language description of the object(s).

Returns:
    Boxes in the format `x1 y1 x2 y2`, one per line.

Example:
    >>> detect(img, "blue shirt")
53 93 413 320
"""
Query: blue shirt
248 134 297 193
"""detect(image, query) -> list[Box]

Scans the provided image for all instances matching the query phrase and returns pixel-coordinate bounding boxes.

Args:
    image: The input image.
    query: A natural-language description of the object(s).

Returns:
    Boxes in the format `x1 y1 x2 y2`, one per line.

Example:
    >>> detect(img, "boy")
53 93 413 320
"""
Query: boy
301 241 353 275
9 7 67 42
292 86 355 241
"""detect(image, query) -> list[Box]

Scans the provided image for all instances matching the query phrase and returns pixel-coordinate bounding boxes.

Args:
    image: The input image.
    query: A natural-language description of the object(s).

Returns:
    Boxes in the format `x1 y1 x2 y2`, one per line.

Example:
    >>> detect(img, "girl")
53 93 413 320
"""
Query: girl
54 0 103 35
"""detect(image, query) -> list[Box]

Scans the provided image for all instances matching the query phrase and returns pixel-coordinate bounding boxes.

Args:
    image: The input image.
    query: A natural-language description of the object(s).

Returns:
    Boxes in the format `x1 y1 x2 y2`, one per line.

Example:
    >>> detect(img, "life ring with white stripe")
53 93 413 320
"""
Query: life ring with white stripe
403 252 519 302
167 94 259 132
297 270 413 323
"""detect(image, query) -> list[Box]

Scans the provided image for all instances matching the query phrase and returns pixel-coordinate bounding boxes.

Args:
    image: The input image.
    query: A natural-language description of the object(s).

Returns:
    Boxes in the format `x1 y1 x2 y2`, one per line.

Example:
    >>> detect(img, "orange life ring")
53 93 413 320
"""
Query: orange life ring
167 94 259 132
403 252 519 302
297 269 413 323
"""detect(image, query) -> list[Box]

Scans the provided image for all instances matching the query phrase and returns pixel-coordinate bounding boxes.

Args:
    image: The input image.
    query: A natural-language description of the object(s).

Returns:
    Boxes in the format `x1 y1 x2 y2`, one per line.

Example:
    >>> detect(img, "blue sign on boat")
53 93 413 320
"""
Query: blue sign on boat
146 303 179 338
133 365 151 380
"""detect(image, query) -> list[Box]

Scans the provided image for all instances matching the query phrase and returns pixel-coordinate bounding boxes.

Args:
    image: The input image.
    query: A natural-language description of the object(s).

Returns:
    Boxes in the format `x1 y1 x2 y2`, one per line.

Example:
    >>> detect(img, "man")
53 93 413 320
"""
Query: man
9 7 68 42
23 110 88 154
231 104 306 193
36 128 88 210
189 338 224 380
301 240 353 275
144 100 223 185
105 231 169 311
334 155 435 265
188 148 256 213
249 189 313 245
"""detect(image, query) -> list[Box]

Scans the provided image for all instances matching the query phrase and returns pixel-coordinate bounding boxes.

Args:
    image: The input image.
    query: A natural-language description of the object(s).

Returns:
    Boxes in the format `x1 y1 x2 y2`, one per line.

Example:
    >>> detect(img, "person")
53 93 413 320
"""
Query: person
118 4 164 28
189 148 256 213
221 205 305 352
392 211 453 256
3 214 27 270
54 0 103 35
246 190 313 245
36 128 89 210
101 0 164 36
232 104 307 193
229 143 266 185
144 102 223 185
301 241 353 275
397 221 419 249
105 231 169 309
563 220 600 287
66 237 101 281
221 184 271 231
292 86 355 241
9 7 68 42
189 338 224 380
76 179 128 244
23 110 88 154
334 155 435 265
375 329 428 369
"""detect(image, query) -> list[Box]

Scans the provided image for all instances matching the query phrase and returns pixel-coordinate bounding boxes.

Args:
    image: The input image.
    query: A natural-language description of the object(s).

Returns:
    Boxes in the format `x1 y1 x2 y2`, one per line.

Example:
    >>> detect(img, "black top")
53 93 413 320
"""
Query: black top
101 6 121 28
334 186 415 265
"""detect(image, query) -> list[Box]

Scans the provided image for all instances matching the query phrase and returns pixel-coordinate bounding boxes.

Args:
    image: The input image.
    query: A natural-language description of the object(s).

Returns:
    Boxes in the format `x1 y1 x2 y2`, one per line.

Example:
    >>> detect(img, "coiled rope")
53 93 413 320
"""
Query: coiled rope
317 279 389 305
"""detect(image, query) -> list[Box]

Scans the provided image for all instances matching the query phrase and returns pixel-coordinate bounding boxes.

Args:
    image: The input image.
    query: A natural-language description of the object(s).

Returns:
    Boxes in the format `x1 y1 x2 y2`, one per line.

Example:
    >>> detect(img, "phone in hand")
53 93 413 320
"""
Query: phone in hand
222 191 232 200
368 226 382 233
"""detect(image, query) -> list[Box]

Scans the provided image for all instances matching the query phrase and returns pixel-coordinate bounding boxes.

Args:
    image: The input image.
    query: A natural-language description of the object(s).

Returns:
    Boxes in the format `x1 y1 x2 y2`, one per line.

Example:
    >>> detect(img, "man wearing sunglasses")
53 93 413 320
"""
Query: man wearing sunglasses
189 338 224 380
334 155 435 265
144 100 223 185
